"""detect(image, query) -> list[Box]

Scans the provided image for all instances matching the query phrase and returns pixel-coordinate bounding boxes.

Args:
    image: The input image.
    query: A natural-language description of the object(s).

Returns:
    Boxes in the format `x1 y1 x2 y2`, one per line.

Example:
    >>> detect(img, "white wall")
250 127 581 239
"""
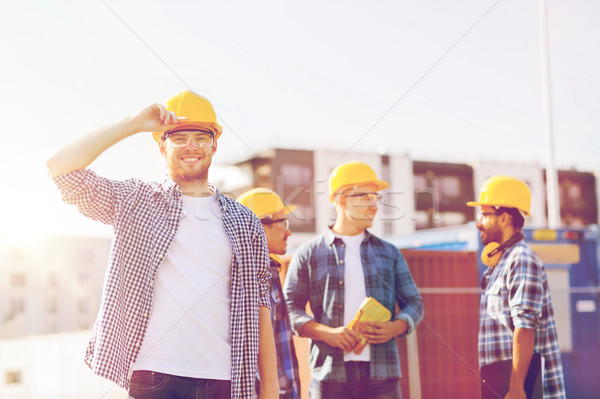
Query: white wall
0 237 110 339
0 331 126 399
388 154 416 235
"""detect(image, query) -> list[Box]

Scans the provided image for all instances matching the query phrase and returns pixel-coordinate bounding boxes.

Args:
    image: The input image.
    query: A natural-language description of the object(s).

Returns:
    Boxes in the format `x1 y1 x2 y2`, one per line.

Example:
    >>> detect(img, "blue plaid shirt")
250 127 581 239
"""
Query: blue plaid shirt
479 239 565 399
53 169 271 398
283 227 424 382
264 255 300 399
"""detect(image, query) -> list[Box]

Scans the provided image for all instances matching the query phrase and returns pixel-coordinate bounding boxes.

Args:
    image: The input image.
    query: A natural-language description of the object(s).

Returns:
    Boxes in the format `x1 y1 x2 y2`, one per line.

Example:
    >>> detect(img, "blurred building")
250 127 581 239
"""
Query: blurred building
552 170 599 226
235 149 416 249
233 148 599 250
0 149 598 397
0 330 125 399
0 236 109 339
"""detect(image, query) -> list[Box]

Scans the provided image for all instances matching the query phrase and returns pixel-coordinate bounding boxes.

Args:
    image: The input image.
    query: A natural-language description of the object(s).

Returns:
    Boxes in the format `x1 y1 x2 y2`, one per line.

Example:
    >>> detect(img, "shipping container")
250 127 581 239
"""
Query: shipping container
389 224 600 398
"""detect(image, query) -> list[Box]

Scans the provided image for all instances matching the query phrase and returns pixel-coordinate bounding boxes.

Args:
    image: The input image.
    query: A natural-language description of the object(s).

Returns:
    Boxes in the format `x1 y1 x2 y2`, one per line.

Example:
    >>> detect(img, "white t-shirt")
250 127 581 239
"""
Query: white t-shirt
336 231 371 362
133 194 233 380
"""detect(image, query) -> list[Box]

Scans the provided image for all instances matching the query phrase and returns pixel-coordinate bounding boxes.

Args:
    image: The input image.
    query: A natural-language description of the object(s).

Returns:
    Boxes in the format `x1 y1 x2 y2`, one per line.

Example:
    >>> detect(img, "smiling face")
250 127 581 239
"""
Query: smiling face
159 130 217 187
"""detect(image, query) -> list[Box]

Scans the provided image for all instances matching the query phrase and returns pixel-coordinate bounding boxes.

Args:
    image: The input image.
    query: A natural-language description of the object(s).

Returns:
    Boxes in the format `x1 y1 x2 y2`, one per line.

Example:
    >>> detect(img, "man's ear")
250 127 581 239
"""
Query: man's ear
158 140 166 157
337 194 347 209
499 212 511 228
211 138 218 155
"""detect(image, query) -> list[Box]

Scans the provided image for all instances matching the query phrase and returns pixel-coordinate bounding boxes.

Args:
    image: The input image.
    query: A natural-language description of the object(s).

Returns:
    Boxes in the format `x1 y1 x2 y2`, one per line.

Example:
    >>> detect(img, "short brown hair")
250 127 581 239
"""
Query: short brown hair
496 207 525 229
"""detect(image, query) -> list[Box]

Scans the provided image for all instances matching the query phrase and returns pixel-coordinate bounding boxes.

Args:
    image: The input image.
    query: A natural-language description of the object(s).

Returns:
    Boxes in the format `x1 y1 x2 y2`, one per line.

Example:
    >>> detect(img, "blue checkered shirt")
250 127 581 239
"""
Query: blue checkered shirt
283 227 424 382
53 169 271 398
479 239 566 399
266 256 301 398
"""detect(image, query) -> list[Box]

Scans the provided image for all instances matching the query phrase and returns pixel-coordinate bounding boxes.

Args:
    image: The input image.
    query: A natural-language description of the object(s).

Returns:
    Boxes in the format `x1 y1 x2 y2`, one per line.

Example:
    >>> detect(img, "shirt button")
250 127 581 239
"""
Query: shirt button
150 281 154 287
135 342 140 347
143 313 148 317
340 260 344 264
339 280 343 286
338 304 343 309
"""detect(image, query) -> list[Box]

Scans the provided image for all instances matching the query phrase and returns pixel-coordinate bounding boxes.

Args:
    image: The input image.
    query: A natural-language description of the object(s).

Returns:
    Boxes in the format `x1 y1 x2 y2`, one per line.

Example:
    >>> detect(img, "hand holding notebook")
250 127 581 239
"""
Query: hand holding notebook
347 297 392 354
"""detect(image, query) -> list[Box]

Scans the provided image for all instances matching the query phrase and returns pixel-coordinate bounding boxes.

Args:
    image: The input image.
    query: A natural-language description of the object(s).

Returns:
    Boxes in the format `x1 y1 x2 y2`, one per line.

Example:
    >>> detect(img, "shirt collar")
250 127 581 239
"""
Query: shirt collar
160 178 227 212
161 177 180 195
324 225 373 246
210 184 229 213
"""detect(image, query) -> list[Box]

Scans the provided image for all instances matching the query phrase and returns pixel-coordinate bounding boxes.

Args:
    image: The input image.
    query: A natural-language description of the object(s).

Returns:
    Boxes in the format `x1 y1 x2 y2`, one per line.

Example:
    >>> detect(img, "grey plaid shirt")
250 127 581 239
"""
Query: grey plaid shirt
53 169 271 398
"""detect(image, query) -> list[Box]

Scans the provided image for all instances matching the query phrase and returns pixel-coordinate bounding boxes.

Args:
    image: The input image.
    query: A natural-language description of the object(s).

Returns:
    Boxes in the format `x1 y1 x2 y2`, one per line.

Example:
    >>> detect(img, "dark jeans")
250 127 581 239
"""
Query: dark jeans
128 370 231 399
309 362 402 399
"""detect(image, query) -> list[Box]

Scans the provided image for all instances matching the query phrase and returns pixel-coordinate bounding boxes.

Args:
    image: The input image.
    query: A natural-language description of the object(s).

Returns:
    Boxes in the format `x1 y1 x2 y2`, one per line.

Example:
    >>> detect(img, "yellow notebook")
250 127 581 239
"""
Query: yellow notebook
348 297 392 353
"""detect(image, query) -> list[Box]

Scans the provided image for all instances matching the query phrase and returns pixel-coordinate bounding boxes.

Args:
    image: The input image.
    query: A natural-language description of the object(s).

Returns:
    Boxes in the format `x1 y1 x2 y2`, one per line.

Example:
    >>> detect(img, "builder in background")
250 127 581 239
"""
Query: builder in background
468 175 565 399
283 161 424 399
47 91 278 399
238 188 301 399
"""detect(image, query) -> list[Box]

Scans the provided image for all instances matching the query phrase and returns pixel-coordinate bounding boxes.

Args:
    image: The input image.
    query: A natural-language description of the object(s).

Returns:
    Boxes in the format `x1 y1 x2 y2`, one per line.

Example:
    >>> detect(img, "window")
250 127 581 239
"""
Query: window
78 248 94 265
79 320 91 330
280 164 313 186
48 298 58 314
6 370 22 384
566 181 582 199
10 274 26 287
78 273 90 286
255 164 272 188
48 322 58 333
78 299 90 313
288 203 314 229
10 298 25 314
48 274 58 287
434 175 461 198
438 212 467 226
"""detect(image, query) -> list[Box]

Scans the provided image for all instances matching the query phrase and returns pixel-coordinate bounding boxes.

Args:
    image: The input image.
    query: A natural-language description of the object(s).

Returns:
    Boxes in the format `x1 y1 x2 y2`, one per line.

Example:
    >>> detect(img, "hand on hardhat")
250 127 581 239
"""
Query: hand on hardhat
132 103 187 134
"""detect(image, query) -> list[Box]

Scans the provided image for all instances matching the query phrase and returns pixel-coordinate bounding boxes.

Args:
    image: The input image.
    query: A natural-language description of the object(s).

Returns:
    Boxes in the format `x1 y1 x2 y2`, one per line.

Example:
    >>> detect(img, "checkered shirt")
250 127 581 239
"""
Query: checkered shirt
283 227 424 382
53 169 271 398
268 256 301 398
479 239 566 399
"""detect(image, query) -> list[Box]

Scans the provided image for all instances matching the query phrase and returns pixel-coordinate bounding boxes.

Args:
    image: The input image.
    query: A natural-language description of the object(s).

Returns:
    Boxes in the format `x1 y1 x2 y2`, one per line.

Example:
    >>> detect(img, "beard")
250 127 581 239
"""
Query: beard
174 164 209 182
480 224 502 245
166 150 212 183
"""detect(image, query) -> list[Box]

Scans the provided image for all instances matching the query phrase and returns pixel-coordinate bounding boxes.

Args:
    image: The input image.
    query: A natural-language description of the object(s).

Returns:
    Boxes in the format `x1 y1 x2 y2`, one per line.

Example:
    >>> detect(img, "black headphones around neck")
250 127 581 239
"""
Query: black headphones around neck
481 231 525 267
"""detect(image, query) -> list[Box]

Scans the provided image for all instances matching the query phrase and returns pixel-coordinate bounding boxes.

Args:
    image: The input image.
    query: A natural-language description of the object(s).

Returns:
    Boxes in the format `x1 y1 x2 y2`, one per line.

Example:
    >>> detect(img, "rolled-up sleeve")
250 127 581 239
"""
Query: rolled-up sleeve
52 169 117 225
394 250 424 336
253 218 272 309
508 251 543 329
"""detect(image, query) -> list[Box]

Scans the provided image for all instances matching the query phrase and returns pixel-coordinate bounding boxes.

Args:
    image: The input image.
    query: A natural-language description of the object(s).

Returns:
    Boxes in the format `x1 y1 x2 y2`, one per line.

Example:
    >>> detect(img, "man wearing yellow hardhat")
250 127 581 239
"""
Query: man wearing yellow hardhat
238 188 301 399
47 91 278 399
283 161 424 399
467 175 565 399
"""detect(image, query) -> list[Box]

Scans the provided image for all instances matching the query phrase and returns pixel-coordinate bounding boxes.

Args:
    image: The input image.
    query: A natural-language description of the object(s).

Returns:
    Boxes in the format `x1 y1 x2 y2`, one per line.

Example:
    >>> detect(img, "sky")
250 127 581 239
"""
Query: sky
1 0 598 239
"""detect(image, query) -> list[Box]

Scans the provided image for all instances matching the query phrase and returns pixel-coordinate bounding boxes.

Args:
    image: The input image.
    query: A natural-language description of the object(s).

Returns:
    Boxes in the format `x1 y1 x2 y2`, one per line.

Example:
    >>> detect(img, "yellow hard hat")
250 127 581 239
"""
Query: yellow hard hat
328 161 390 202
152 90 223 143
467 175 531 215
237 188 296 220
